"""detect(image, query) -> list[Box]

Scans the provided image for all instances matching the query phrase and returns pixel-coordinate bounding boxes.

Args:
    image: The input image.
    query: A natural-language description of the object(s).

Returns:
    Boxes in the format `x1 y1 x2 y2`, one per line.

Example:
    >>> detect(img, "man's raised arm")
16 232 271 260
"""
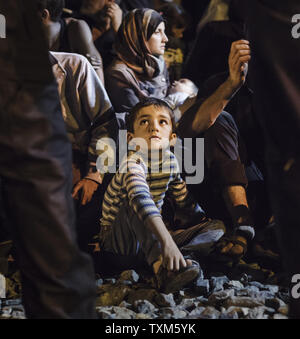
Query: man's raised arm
177 40 251 137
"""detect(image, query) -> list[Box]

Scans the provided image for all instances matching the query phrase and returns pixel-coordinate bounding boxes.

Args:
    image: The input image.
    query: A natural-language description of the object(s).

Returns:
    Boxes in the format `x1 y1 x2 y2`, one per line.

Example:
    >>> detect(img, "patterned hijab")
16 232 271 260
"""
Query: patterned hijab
115 8 165 79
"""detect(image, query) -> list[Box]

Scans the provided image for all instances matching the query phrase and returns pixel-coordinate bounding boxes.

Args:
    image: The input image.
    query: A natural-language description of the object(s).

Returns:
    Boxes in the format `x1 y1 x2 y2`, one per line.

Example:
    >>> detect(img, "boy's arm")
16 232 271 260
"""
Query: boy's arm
145 216 187 271
124 161 187 271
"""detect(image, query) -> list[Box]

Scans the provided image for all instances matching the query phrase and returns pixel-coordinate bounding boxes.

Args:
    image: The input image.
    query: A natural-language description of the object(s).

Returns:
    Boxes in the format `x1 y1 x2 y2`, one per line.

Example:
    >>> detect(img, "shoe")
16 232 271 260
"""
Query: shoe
156 260 200 294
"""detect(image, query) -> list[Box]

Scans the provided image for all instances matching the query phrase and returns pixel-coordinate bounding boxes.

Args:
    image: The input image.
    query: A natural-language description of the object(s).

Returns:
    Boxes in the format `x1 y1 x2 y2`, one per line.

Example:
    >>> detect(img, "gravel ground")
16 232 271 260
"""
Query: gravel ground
0 258 290 319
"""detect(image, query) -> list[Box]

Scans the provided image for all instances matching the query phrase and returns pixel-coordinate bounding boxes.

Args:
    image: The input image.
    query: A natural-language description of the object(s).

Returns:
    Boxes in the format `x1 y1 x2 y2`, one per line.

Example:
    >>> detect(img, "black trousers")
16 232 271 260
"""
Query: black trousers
0 0 96 318
247 0 300 318
187 111 269 233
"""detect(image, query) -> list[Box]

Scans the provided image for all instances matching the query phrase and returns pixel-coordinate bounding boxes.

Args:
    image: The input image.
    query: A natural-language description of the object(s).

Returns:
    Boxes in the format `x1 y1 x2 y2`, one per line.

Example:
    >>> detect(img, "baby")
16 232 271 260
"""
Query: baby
167 78 199 121
168 78 199 98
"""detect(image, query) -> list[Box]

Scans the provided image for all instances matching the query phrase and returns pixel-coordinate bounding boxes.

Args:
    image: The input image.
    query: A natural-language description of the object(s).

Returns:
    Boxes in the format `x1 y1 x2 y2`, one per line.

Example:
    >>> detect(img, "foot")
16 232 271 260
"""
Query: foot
214 235 248 262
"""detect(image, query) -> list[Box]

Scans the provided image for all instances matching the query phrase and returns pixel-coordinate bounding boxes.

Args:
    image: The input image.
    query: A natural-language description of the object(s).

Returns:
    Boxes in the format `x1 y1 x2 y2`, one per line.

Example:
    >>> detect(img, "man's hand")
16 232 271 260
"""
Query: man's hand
162 237 187 271
72 178 99 205
228 39 251 91
106 2 123 33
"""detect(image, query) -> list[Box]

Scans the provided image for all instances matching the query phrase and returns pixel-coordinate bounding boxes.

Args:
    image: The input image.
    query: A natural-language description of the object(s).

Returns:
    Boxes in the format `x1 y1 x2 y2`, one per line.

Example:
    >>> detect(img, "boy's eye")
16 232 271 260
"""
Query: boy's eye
160 119 168 125
140 119 148 125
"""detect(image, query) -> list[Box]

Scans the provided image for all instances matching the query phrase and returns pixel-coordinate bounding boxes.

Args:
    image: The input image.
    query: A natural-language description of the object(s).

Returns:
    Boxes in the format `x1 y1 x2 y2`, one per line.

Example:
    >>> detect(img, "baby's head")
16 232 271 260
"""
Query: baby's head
126 98 177 151
169 78 198 98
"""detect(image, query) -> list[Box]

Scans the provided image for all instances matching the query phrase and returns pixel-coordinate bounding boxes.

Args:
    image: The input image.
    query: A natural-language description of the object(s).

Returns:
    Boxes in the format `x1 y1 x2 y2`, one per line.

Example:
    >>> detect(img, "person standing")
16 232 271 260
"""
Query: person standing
0 0 97 318
246 0 300 318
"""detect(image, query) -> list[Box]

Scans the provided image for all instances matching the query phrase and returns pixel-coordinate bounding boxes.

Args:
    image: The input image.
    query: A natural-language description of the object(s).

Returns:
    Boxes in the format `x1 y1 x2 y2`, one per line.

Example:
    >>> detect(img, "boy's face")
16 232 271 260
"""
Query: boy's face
128 105 176 151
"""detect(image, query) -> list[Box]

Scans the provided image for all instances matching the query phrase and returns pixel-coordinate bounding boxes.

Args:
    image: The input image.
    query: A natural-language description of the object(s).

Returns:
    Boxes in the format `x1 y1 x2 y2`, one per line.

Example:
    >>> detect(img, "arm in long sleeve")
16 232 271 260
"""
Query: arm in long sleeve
78 57 116 182
105 68 141 113
123 160 161 222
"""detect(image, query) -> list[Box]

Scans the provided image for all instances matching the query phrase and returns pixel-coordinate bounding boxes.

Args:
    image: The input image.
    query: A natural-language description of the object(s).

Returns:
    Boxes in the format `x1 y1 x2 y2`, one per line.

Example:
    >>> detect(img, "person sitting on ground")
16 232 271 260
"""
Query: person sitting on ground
105 8 195 114
37 0 105 83
98 98 226 291
177 39 256 264
50 51 117 252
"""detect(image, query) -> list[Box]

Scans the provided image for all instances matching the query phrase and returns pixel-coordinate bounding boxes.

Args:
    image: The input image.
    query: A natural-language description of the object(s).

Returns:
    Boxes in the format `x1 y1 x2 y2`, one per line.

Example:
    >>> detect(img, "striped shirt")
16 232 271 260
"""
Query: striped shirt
101 149 203 227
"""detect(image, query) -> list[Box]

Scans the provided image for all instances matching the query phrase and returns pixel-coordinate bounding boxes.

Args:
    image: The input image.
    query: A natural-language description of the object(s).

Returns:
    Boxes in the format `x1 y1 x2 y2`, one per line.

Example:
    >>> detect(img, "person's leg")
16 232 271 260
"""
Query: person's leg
100 202 200 292
74 170 113 253
0 0 96 319
170 219 226 256
247 0 300 318
101 202 162 267
203 111 255 258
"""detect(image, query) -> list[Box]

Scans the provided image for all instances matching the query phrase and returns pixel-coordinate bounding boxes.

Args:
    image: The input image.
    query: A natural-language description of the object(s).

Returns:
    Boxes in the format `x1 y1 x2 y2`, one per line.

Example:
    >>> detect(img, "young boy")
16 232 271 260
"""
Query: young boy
99 98 225 293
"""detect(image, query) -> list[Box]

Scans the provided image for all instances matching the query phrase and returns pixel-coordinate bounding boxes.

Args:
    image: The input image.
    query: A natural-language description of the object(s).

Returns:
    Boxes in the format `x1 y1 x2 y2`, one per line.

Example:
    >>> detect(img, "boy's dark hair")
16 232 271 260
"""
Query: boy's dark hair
126 98 176 133
37 0 65 22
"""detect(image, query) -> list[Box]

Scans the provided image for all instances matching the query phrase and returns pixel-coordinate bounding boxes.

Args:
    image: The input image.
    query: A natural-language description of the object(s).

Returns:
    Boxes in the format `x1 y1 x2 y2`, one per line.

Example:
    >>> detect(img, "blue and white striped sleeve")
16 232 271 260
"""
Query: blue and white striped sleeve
124 159 161 222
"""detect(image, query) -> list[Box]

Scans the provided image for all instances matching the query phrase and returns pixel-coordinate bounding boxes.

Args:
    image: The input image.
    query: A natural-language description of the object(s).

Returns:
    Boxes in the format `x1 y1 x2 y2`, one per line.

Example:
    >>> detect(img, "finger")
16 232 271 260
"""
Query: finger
168 258 173 271
90 58 102 64
231 53 251 74
106 9 114 16
91 62 102 68
81 185 96 205
185 259 192 267
180 257 187 269
229 40 247 59
231 47 251 67
230 43 250 64
72 182 83 198
175 258 180 271
234 55 251 71
81 190 89 205
230 40 250 51
241 62 248 72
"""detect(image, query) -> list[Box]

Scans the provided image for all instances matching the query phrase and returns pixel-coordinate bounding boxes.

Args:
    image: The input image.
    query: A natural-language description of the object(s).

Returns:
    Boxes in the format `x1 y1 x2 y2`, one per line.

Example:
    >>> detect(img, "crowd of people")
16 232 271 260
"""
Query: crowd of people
0 0 299 319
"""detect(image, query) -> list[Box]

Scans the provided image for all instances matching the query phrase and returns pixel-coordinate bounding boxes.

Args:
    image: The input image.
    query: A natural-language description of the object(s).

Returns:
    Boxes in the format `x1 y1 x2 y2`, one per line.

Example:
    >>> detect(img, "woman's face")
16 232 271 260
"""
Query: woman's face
147 22 168 56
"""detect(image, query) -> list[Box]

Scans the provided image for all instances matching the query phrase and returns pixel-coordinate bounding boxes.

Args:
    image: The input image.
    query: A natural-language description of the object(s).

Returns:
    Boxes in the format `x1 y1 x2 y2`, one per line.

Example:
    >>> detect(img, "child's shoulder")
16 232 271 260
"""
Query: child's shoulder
118 152 148 175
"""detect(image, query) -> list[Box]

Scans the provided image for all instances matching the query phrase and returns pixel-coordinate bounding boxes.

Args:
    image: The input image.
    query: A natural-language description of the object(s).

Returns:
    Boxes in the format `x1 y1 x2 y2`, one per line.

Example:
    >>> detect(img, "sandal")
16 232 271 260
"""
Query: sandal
212 235 248 264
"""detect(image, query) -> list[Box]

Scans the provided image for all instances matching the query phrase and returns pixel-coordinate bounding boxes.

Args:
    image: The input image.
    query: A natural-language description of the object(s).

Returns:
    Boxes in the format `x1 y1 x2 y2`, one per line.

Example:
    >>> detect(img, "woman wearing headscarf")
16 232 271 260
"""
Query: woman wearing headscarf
105 8 195 114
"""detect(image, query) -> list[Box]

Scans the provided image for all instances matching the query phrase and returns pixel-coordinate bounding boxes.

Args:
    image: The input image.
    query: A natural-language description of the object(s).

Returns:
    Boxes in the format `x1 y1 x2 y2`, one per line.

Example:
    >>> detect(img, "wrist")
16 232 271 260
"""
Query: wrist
83 177 100 185
161 233 174 247
226 77 239 91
